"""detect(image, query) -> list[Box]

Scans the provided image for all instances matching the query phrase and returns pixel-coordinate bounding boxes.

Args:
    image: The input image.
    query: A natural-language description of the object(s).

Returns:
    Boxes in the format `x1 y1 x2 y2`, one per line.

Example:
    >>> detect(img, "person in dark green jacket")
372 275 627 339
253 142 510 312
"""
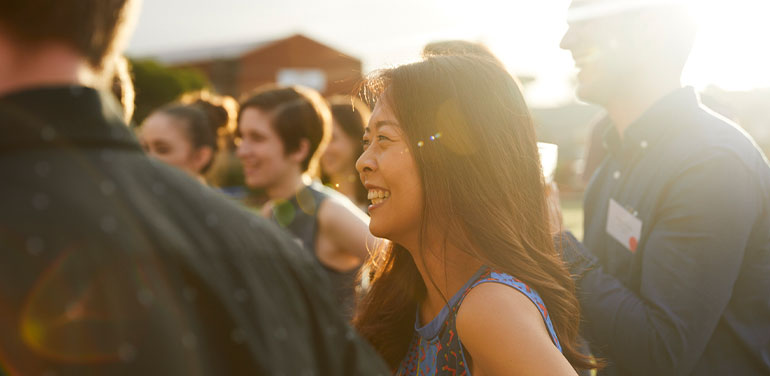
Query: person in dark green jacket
0 1 388 375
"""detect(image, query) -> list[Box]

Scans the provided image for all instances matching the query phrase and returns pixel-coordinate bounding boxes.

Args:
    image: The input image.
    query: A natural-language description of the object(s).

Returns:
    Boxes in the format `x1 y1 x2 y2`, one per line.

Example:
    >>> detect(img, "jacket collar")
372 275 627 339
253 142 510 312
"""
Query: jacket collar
602 86 700 161
0 85 140 153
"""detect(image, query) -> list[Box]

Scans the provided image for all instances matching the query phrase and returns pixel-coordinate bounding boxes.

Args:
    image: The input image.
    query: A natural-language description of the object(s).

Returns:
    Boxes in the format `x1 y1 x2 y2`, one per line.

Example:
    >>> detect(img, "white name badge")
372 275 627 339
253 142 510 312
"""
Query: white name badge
606 198 642 253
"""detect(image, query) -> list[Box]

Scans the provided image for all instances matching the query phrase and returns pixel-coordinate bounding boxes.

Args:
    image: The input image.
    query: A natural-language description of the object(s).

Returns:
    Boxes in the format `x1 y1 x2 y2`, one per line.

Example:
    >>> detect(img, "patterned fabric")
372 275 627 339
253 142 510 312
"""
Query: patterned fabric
396 268 562 376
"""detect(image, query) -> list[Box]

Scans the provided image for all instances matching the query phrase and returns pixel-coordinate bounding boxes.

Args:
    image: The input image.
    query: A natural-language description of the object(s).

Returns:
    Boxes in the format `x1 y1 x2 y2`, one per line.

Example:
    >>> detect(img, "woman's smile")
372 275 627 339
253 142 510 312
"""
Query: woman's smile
366 188 391 208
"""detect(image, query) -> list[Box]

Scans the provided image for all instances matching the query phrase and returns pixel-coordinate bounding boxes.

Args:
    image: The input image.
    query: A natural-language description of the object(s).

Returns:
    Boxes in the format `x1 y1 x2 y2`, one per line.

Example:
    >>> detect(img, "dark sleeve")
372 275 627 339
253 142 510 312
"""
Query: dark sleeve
156 194 390 376
211 210 391 376
568 152 761 375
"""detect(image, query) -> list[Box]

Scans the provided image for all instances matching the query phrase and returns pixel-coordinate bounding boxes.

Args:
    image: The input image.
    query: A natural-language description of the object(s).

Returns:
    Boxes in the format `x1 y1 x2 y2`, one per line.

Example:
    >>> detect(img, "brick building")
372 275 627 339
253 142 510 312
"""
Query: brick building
150 34 363 98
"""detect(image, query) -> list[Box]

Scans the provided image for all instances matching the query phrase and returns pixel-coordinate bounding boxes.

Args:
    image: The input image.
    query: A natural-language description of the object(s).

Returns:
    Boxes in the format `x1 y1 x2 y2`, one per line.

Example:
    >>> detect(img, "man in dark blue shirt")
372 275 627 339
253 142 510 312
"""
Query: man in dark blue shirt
560 1 770 375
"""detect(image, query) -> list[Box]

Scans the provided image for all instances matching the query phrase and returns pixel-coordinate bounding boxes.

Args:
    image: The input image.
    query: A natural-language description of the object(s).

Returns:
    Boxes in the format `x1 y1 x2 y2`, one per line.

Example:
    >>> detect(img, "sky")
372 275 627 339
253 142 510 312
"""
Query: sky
127 0 770 107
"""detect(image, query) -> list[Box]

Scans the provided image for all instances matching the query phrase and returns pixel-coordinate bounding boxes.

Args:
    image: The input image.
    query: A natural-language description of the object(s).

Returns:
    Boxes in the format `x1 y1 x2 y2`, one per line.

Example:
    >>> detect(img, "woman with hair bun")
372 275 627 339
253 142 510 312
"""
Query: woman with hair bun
139 92 237 183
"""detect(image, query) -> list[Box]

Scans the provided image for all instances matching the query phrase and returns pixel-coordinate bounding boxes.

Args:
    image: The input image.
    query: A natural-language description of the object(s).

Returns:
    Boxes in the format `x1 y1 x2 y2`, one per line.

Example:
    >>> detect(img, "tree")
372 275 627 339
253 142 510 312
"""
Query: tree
129 59 209 124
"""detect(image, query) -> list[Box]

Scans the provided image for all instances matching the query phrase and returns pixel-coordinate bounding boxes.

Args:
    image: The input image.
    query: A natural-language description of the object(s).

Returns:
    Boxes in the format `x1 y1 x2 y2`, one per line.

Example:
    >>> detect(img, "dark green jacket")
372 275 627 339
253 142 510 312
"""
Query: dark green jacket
0 86 387 376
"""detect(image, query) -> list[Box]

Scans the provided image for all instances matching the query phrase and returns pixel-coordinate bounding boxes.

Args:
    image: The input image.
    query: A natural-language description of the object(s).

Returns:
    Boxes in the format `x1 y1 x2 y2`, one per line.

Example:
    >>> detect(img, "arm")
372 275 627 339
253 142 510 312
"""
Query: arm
457 283 578 376
318 198 378 262
567 152 761 375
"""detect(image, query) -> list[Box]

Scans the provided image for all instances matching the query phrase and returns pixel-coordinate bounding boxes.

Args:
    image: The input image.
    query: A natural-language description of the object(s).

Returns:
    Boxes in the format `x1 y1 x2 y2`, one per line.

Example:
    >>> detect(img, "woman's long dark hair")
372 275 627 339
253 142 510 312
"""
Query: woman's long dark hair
353 55 595 371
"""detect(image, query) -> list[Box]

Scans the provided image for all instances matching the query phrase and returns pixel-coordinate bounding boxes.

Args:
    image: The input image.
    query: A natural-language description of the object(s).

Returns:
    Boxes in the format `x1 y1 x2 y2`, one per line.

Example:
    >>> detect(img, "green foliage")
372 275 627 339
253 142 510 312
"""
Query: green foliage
129 59 209 124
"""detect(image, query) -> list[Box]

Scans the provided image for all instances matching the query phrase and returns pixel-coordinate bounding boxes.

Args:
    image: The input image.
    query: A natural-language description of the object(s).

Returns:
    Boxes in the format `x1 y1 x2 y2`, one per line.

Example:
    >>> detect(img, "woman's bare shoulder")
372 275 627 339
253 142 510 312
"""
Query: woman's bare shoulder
456 281 576 375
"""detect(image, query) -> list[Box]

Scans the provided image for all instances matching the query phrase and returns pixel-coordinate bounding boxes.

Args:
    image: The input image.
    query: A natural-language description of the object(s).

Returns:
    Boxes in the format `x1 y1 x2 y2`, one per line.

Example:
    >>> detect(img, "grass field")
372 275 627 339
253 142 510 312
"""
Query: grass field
560 192 584 241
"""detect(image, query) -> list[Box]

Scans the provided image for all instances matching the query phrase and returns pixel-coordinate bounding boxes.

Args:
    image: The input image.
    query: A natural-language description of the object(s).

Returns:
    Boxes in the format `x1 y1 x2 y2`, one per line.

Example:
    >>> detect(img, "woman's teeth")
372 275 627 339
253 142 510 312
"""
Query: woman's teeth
367 189 390 205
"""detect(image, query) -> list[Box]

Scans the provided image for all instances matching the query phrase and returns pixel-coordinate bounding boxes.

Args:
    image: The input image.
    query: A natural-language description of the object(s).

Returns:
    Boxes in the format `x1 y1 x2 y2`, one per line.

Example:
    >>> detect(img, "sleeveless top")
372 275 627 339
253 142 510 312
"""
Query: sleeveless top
396 267 562 376
270 182 359 317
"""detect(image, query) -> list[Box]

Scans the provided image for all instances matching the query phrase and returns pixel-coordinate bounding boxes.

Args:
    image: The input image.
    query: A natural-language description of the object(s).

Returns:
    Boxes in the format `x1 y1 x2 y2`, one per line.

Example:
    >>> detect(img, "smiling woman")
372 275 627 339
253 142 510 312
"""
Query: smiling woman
235 85 376 318
353 55 596 375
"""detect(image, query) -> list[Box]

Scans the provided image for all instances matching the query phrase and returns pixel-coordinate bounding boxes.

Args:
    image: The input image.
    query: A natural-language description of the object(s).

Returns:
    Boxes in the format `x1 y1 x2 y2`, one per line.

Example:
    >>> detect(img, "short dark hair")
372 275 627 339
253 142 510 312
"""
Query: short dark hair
421 40 508 72
0 0 135 70
422 40 498 62
238 85 331 176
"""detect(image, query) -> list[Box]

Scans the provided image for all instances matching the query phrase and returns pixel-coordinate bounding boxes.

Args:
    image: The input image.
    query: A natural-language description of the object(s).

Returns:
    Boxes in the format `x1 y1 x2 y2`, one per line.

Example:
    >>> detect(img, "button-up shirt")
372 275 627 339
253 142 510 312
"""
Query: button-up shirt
577 87 770 375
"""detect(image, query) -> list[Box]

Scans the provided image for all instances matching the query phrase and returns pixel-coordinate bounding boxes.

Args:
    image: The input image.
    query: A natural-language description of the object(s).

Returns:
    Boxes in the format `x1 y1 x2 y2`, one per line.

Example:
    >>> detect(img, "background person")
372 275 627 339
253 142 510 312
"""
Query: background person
138 92 236 184
559 1 770 375
236 85 375 317
321 95 371 211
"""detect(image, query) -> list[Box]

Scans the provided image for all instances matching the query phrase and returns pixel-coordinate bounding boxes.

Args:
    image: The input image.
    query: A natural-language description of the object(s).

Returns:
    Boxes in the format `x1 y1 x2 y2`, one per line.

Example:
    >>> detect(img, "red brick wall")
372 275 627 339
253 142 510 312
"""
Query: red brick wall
237 35 362 97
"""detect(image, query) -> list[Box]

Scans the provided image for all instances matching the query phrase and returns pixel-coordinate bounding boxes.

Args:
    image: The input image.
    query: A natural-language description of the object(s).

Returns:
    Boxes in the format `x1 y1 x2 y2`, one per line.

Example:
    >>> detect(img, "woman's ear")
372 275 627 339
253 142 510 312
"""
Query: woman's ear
191 146 214 173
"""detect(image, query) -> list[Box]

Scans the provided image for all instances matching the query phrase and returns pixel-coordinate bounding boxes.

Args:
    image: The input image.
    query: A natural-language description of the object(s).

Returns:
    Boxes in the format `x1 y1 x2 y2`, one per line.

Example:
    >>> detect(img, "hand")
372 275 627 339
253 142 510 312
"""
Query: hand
554 231 598 281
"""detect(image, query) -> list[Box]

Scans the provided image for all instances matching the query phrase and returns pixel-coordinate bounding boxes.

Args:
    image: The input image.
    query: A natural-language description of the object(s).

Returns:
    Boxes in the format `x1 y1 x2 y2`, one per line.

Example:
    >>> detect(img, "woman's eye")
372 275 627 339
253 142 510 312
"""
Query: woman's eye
361 135 392 149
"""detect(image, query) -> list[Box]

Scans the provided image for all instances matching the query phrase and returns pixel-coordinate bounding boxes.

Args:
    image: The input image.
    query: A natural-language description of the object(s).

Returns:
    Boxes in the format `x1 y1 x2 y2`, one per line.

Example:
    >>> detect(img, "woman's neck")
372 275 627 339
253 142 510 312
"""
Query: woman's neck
605 79 682 138
406 238 483 326
267 173 309 201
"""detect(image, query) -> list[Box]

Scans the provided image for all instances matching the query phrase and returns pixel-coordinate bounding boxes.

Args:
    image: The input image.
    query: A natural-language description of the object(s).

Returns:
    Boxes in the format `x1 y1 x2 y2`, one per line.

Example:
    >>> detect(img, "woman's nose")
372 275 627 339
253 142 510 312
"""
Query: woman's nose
356 147 375 174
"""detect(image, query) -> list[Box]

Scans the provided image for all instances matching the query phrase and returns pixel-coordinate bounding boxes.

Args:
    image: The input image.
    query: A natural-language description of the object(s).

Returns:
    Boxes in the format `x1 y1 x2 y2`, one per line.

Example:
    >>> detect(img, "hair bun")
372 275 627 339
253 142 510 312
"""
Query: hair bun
182 91 238 134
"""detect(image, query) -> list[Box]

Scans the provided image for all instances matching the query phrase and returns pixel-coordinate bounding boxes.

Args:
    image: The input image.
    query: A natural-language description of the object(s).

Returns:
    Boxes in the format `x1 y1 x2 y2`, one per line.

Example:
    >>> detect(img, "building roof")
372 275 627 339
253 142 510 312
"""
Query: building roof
142 40 272 65
134 34 360 65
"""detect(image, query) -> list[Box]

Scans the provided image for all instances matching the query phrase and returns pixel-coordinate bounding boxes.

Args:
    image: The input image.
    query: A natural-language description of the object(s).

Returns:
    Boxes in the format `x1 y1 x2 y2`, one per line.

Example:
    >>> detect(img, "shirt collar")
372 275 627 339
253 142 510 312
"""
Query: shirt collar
602 86 700 159
0 85 140 153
